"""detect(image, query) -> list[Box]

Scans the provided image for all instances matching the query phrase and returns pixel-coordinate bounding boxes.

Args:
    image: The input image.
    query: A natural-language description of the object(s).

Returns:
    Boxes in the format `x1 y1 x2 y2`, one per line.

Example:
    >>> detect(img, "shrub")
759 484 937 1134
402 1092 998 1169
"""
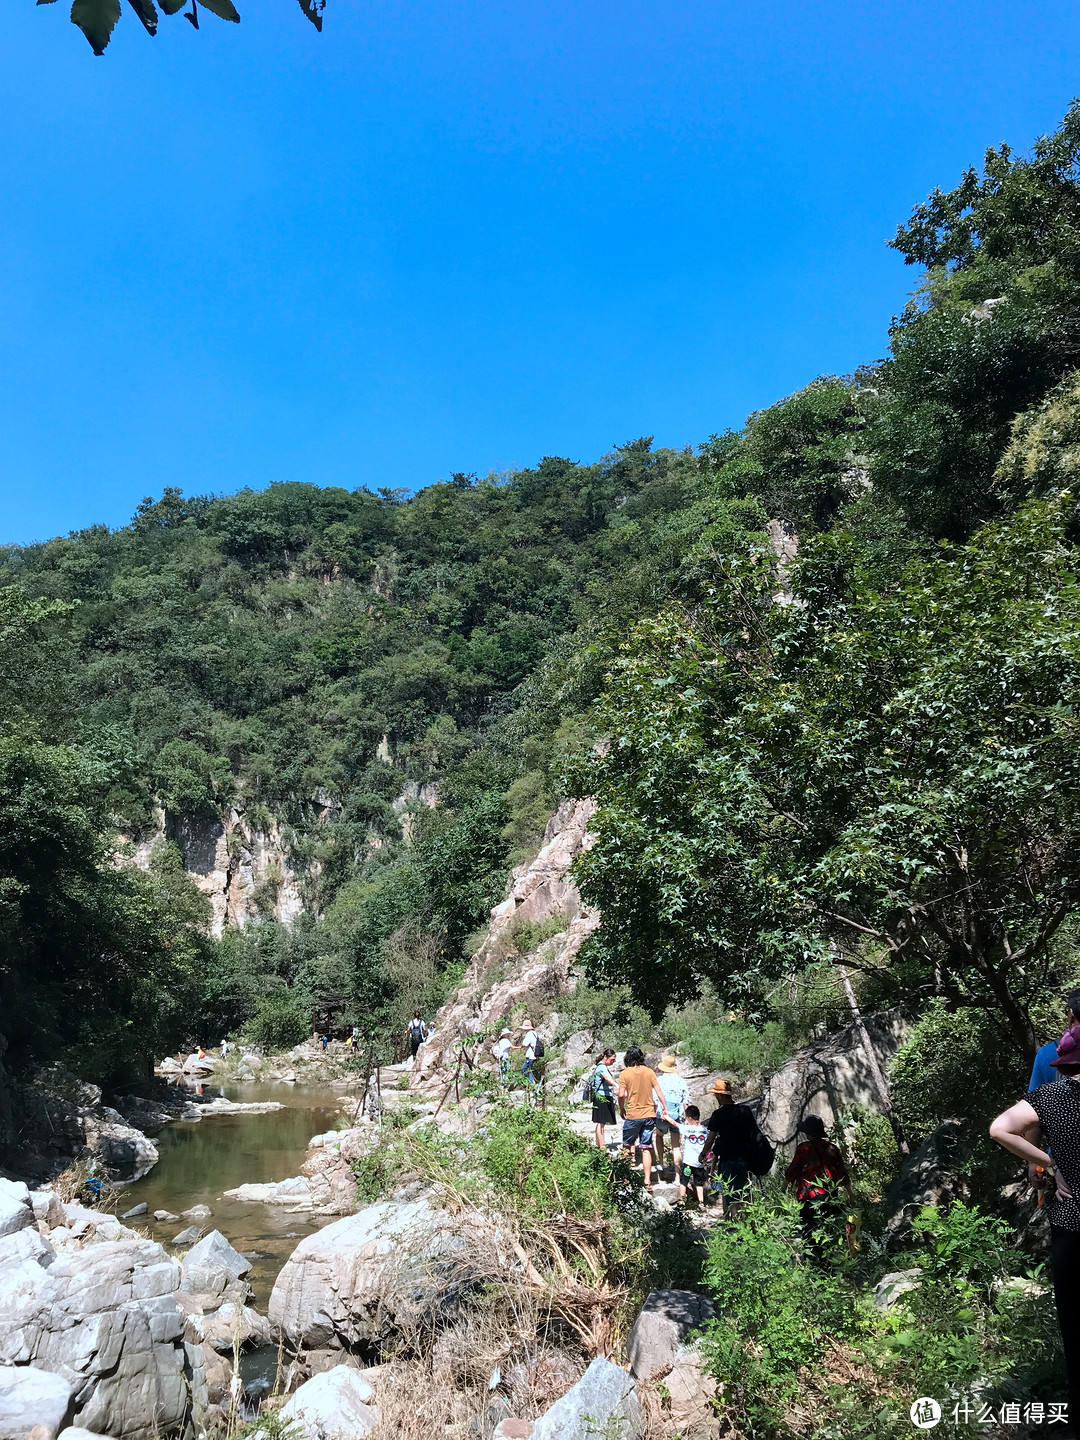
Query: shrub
243 992 310 1050
889 1002 1024 1142
509 913 568 953
669 1017 789 1077
480 1106 616 1216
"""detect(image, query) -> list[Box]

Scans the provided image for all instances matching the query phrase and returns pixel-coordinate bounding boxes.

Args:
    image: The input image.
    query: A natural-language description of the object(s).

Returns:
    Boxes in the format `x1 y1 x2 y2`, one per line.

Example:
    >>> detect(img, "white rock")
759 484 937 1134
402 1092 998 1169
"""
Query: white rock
530 1358 641 1440
57 1430 113 1440
0 1365 74 1440
0 1183 33 1241
268 1200 470 1350
625 1289 717 1381
181 1204 212 1221
278 1366 379 1440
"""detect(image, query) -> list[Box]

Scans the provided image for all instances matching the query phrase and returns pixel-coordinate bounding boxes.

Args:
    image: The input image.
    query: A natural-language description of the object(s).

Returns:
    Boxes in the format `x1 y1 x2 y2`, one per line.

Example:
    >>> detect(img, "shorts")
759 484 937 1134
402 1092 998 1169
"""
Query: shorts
715 1160 751 1194
592 1100 617 1125
682 1164 707 1187
654 1118 681 1138
622 1117 656 1150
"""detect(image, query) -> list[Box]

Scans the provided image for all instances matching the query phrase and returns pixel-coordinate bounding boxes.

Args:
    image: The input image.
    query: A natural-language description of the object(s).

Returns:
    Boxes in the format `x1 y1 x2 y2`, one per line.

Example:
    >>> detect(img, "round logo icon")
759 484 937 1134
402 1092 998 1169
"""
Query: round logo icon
910 1398 942 1429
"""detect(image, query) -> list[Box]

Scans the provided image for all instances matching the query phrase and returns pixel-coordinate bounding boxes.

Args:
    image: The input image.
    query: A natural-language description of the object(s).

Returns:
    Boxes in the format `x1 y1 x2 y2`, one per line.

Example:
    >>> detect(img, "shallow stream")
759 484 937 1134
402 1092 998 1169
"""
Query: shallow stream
129 1080 349 1308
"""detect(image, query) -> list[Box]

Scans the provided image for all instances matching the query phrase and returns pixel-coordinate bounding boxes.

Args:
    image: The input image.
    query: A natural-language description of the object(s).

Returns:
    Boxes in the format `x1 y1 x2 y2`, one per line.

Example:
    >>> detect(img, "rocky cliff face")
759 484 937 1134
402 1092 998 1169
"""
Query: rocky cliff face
127 804 330 937
411 797 598 1094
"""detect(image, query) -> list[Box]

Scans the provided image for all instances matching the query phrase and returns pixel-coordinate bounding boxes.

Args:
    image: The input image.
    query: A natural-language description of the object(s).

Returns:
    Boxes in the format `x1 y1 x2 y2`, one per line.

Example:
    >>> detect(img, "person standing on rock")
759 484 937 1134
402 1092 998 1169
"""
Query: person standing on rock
784 1115 853 1260
521 1018 543 1100
407 1012 428 1063
494 1027 513 1086
220 1038 229 1061
589 1047 618 1148
618 1047 671 1193
653 1055 689 1180
992 1026 1080 1428
704 1079 759 1216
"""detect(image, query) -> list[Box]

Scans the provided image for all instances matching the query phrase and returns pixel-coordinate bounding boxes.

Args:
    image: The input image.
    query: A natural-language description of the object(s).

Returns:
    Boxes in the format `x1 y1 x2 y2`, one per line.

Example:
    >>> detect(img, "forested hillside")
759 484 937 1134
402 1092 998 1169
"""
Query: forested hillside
7 102 1080 1100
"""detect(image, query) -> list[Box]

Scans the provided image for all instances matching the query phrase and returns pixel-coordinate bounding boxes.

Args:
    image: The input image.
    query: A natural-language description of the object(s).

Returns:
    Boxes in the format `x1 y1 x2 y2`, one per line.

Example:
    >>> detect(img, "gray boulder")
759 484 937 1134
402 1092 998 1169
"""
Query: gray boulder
172 1226 203 1247
180 1230 251 1300
0 1238 186 1440
277 1365 379 1439
0 1365 74 1440
0 1183 33 1242
193 1302 271 1353
884 1120 970 1239
268 1199 472 1350
181 1205 212 1221
872 1270 921 1309
530 1358 641 1440
120 1205 147 1221
625 1289 716 1381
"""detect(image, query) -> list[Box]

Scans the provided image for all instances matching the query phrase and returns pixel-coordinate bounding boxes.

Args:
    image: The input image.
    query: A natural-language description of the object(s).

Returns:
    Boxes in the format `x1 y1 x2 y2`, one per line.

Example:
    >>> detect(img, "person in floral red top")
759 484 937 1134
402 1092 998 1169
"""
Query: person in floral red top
784 1115 853 1260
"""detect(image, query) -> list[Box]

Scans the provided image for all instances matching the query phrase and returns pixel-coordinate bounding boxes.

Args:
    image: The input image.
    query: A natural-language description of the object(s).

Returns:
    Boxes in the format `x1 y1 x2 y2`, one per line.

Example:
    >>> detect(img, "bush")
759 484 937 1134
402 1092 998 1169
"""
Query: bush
889 1002 1024 1142
243 992 310 1050
670 1017 789 1077
480 1106 617 1216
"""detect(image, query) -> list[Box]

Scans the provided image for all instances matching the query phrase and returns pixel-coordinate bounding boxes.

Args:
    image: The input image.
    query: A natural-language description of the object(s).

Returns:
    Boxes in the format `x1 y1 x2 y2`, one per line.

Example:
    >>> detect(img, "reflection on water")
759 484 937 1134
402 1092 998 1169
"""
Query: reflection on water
131 1082 352 1307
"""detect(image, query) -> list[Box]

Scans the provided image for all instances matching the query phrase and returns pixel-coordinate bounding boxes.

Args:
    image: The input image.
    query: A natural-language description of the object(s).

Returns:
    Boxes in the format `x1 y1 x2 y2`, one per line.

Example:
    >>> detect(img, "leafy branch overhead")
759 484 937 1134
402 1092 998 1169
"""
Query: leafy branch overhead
36 0 326 55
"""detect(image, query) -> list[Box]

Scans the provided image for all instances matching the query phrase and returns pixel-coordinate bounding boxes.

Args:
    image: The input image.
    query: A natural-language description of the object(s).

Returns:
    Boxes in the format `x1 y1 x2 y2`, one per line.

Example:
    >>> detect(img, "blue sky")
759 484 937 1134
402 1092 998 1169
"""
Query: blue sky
1 1 1077 543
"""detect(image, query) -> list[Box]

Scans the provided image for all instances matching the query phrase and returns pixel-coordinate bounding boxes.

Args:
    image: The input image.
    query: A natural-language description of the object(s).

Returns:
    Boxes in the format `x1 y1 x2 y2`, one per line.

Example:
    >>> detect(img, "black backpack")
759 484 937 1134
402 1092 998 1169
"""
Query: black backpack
747 1127 776 1177
533 1036 545 1060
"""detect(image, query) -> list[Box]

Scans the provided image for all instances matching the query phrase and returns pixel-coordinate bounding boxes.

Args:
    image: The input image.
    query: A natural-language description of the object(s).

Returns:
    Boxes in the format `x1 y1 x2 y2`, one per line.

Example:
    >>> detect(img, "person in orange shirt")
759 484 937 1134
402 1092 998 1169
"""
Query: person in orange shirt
617 1046 671 1193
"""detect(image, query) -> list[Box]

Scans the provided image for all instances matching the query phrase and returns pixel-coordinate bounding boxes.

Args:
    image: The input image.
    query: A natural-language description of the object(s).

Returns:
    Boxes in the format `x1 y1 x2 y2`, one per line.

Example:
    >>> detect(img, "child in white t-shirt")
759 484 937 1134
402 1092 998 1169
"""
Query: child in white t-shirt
678 1105 710 1207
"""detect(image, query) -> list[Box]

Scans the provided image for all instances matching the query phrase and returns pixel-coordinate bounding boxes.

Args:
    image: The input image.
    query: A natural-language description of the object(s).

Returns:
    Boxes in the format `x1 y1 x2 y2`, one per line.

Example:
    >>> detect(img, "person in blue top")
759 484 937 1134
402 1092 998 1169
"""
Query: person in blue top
1030 991 1080 1091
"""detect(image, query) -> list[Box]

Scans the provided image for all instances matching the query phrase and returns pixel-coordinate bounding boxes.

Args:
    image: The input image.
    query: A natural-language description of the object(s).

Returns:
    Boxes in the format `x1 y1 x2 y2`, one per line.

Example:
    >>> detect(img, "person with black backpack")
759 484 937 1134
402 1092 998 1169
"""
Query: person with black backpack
406 1012 428 1062
704 1079 772 1216
581 1047 618 1147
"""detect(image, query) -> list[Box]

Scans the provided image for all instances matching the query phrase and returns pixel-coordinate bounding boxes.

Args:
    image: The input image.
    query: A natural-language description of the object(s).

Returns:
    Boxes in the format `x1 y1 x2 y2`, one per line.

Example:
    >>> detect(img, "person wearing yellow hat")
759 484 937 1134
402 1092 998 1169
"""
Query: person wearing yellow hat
704 1078 760 1216
653 1055 690 1180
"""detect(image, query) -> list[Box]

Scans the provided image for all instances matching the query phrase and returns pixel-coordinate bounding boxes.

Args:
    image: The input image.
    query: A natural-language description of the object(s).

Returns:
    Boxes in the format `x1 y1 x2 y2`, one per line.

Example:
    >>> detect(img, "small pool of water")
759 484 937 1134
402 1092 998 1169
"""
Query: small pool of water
130 1081 352 1307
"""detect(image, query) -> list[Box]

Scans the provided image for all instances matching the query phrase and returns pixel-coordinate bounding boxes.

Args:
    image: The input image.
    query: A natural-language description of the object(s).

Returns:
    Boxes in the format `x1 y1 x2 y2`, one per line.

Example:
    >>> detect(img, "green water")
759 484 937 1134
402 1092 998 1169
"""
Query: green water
130 1081 349 1307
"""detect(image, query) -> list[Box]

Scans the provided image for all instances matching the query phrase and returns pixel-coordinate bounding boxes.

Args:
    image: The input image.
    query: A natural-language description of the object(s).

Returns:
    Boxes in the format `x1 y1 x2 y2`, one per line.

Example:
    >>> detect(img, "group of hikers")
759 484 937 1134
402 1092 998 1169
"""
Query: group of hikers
582 1044 851 1238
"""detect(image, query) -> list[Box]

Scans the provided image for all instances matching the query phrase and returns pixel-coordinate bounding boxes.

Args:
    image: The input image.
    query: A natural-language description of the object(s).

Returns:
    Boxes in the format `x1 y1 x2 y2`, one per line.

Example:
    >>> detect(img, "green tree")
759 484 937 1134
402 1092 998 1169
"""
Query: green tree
574 496 1080 1058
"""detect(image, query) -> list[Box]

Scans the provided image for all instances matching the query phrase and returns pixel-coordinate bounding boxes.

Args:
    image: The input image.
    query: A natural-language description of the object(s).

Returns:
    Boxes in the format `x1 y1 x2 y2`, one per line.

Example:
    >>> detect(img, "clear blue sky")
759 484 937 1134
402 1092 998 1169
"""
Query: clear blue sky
1 1 1077 543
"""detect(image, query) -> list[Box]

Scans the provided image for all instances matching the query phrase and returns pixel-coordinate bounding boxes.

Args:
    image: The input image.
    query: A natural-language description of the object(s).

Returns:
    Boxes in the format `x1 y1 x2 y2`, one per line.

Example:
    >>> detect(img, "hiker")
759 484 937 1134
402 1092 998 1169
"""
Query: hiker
587 1047 618 1148
320 1033 329 1049
617 1046 672 1193
784 1115 853 1260
219 1038 229 1061
704 1079 761 1215
653 1054 690 1179
1030 992 1080 1090
678 1104 710 1208
493 1027 513 1085
521 1018 545 1098
407 1012 428 1061
991 1026 1080 1427
197 1044 206 1060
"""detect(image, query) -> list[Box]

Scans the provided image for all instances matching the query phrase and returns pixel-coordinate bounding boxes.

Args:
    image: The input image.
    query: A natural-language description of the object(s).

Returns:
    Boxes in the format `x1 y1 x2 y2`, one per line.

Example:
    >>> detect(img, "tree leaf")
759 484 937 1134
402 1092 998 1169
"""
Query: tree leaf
126 0 158 34
70 0 122 53
158 0 186 11
296 0 325 31
194 0 241 21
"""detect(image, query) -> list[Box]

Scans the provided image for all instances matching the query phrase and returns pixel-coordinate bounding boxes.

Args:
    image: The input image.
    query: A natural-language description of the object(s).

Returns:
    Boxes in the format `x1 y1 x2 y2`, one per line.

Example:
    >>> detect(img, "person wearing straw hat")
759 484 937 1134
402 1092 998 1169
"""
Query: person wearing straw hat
653 1054 690 1180
704 1078 760 1215
992 1024 1080 1428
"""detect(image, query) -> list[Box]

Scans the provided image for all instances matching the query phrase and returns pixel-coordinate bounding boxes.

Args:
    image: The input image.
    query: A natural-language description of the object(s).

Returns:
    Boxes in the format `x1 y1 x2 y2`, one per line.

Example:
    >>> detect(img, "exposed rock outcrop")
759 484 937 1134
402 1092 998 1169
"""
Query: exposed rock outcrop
0 1231 188 1440
268 1199 482 1352
531 1357 641 1440
756 1008 905 1148
276 1365 380 1440
412 798 598 1095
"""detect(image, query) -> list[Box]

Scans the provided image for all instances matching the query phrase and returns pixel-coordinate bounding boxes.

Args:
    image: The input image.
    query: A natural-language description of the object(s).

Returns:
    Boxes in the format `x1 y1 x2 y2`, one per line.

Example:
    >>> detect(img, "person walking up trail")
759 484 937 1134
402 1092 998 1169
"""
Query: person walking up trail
493 1027 513 1087
407 1012 429 1062
654 1055 689 1179
618 1046 671 1193
784 1115 853 1260
678 1104 710 1208
991 1026 1080 1429
704 1079 760 1216
587 1048 618 1148
1030 991 1080 1090
521 1018 544 1102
